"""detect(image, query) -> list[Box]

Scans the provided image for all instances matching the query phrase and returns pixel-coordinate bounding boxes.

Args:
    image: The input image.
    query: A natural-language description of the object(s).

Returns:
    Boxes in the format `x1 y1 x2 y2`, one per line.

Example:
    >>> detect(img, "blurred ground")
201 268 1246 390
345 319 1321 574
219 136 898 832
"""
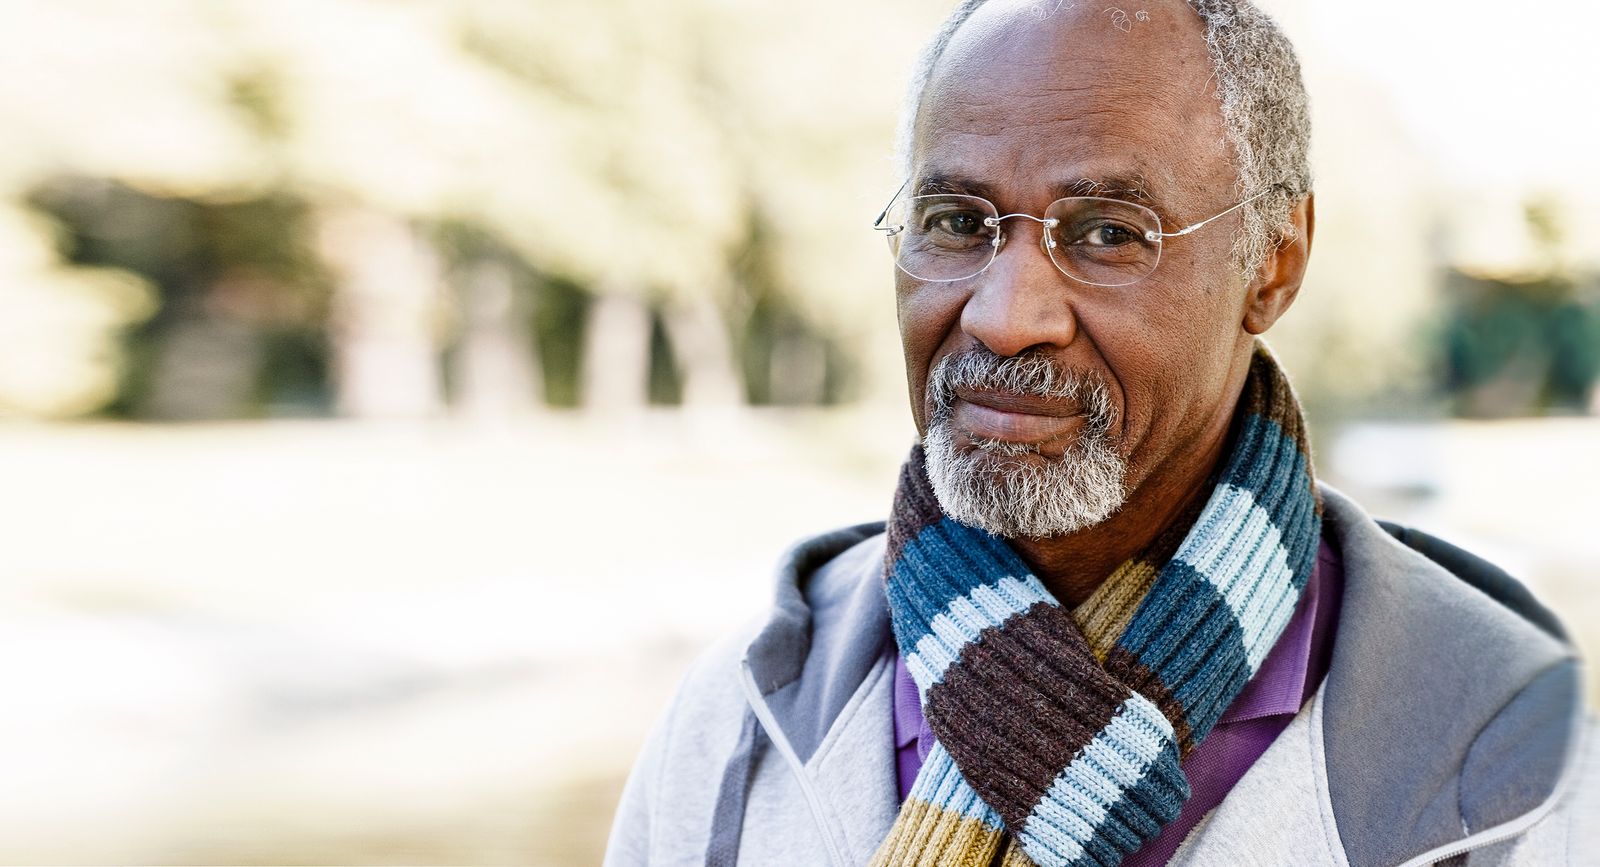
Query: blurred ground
0 412 1594 865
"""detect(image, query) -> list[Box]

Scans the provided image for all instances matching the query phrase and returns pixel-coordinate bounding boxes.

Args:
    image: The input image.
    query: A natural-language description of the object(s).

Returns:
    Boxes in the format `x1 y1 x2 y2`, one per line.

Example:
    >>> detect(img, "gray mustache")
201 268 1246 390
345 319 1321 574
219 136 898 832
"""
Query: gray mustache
927 349 1114 436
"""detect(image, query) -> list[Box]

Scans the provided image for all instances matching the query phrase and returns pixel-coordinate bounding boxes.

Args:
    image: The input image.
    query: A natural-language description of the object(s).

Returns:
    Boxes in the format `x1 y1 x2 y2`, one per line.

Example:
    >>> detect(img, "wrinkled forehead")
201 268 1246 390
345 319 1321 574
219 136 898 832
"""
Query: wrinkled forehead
913 0 1230 207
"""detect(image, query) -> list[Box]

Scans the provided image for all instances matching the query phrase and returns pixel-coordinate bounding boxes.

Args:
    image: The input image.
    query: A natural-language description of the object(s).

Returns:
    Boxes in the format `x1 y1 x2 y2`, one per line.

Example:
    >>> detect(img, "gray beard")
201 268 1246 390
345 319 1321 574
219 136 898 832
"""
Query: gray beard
922 350 1128 538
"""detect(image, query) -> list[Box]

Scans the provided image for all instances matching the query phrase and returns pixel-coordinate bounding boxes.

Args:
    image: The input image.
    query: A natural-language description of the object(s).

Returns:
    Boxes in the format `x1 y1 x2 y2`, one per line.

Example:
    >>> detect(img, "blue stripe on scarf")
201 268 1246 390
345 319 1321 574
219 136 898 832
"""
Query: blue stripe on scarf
1118 562 1251 738
1017 695 1178 861
1061 747 1189 867
887 516 1033 651
1219 415 1296 493
902 578 1055 692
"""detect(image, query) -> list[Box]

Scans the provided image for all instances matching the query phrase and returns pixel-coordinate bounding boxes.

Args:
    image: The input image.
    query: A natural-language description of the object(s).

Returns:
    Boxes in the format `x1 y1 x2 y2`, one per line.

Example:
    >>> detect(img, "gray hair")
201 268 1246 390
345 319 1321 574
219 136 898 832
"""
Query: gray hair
894 0 1312 277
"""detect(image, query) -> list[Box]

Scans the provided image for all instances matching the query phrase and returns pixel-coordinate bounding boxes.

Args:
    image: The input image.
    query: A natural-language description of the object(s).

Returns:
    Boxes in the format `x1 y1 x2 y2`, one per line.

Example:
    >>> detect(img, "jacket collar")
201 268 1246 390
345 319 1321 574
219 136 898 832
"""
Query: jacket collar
1316 485 1581 866
743 521 892 763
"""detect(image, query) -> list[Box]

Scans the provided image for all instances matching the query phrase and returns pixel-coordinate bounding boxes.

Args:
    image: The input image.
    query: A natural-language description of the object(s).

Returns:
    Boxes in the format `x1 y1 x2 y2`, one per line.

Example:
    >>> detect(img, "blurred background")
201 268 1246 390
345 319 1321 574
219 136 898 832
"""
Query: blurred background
0 0 1596 863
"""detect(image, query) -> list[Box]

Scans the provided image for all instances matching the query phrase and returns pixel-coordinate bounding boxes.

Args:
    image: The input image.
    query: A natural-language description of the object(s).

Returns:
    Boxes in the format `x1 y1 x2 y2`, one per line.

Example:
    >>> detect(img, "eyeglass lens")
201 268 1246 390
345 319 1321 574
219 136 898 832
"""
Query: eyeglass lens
884 194 1164 287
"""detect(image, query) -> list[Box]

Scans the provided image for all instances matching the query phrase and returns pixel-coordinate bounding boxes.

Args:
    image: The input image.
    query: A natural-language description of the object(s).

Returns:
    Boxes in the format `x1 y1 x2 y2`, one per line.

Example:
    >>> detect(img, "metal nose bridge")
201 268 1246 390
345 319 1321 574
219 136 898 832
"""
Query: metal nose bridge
982 211 1061 251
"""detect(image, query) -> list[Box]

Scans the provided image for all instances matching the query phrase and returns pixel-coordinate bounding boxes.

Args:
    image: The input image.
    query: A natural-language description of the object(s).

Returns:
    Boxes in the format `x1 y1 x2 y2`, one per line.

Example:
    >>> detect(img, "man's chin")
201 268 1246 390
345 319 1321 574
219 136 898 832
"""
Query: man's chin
924 419 1129 538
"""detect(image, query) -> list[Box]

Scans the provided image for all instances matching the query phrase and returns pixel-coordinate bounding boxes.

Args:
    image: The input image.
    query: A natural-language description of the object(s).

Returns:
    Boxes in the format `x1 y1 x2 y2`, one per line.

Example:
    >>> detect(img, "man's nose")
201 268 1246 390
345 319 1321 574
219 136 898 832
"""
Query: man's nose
959 221 1078 358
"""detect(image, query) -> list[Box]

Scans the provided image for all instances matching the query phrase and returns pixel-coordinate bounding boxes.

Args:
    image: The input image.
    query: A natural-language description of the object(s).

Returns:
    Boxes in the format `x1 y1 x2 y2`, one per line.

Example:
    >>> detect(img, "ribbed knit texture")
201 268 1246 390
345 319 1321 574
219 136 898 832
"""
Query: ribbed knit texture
870 345 1321 867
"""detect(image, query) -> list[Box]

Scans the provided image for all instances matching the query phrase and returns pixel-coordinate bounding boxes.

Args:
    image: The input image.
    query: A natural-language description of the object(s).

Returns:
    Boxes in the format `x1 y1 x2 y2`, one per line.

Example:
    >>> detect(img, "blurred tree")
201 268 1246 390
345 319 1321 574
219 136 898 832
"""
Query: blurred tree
21 0 1568 422
1438 200 1600 417
0 0 946 418
0 204 155 419
27 179 333 420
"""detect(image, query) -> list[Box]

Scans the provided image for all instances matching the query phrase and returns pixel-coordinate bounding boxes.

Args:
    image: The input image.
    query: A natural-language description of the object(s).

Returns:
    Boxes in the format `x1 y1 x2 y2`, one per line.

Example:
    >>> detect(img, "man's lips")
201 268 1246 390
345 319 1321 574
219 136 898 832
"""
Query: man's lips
949 388 1086 443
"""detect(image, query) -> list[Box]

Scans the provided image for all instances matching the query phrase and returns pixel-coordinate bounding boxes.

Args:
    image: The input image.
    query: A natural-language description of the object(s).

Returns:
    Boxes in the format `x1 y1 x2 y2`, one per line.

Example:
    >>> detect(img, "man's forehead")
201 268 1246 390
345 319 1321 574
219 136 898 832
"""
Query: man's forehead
939 0 1209 68
911 0 1225 207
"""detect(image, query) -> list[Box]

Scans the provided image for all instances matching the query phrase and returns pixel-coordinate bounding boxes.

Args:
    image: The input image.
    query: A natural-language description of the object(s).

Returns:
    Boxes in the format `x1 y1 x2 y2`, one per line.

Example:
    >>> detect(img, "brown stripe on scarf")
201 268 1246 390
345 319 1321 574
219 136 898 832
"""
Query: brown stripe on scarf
925 604 1132 826
886 447 946 567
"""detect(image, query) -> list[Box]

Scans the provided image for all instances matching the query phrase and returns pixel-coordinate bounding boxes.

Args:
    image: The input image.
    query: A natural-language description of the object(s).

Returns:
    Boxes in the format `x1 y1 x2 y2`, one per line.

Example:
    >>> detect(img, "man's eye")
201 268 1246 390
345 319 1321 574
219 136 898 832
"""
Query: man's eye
1077 223 1139 246
931 212 985 235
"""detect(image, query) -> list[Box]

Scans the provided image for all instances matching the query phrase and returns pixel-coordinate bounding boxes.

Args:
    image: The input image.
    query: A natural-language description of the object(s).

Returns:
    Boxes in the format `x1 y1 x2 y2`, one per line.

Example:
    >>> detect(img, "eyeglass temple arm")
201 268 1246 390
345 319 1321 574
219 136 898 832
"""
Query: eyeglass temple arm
872 179 911 232
1150 185 1283 239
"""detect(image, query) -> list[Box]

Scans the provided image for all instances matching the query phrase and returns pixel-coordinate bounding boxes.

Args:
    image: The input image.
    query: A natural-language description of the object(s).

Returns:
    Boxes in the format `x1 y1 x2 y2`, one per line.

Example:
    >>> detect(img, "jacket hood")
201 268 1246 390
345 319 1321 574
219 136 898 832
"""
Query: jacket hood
1315 486 1581 866
743 521 892 765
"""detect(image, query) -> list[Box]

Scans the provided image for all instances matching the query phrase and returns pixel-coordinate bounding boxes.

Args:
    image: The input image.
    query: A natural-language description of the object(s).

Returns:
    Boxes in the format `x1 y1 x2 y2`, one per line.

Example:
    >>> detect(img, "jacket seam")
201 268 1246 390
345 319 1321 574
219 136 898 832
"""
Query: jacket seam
1308 687 1352 867
739 660 849 867
809 645 896 861
810 638 895 767
646 662 685 862
1457 657 1576 837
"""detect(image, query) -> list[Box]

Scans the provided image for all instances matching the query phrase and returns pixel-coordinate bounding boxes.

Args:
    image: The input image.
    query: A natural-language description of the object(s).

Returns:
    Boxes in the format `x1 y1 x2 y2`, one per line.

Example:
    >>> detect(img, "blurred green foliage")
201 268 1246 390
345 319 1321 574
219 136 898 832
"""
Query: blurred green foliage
0 0 936 420
1437 202 1600 417
1439 272 1600 416
28 179 334 419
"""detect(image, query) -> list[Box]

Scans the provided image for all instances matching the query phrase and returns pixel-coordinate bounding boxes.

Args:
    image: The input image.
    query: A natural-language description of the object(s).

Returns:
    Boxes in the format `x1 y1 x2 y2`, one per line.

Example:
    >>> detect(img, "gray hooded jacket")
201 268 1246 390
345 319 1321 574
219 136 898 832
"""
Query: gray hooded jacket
605 486 1598 866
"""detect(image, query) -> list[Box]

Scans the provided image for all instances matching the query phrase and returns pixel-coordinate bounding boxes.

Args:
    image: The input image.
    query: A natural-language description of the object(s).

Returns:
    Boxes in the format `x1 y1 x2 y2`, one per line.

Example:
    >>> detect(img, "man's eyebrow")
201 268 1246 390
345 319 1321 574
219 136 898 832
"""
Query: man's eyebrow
913 174 999 201
913 173 1159 207
1055 175 1157 204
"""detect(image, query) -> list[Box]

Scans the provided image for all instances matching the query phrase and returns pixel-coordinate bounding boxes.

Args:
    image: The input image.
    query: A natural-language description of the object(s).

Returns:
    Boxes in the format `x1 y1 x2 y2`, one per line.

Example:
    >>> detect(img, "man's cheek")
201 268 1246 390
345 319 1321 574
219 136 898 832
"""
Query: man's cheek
898 291 964 357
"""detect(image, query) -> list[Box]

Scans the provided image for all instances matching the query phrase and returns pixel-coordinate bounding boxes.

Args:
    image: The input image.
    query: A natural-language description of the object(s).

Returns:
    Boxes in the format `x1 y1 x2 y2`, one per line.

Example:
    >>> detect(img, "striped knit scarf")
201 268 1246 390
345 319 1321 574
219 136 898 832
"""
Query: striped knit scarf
872 346 1321 867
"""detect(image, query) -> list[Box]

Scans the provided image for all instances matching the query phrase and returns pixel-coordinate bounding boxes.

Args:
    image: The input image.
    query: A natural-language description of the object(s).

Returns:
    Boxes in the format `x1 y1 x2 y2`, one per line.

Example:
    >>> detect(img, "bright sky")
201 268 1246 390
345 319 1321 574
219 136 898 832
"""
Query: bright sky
1291 0 1600 194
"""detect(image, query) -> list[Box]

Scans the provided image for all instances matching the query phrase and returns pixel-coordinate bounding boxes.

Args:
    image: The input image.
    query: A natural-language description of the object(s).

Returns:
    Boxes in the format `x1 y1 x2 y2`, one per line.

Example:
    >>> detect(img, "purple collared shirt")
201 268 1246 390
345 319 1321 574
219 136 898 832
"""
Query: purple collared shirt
892 537 1343 866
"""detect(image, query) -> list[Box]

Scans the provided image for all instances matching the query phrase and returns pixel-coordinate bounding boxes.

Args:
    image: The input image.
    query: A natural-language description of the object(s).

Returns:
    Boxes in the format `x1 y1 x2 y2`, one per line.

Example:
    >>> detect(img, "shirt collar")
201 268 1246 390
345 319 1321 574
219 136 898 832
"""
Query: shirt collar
891 653 923 749
1217 538 1330 724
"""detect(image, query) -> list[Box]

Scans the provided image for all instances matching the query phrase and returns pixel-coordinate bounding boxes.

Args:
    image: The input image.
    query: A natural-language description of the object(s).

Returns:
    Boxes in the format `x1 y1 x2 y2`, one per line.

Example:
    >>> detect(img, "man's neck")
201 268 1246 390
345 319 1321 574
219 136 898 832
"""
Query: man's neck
1009 413 1235 608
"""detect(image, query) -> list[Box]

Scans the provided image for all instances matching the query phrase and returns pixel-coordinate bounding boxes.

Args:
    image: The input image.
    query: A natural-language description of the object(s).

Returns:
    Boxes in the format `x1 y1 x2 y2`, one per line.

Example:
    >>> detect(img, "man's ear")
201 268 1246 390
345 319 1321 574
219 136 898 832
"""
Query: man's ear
1243 194 1314 335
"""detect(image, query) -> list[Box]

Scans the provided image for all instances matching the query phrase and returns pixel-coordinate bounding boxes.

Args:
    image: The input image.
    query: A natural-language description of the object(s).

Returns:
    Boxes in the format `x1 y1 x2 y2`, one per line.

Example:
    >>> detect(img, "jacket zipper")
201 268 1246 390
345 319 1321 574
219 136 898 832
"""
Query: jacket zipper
1388 699 1589 867
738 659 849 867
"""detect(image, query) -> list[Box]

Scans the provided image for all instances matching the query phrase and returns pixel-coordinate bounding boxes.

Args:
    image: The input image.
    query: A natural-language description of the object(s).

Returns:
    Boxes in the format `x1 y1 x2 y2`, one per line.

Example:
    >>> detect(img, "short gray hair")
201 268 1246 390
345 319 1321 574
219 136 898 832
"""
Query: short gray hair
894 0 1312 276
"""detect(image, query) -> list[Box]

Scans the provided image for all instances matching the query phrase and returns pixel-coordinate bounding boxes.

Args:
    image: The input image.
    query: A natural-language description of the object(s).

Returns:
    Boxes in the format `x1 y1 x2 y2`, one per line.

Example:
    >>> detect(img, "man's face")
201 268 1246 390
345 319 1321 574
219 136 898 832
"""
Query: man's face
901 0 1260 536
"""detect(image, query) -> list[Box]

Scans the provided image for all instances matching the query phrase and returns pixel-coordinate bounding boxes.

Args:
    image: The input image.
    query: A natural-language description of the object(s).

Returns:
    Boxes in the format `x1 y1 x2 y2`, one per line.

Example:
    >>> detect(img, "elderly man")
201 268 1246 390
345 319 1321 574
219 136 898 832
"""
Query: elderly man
605 1 1596 864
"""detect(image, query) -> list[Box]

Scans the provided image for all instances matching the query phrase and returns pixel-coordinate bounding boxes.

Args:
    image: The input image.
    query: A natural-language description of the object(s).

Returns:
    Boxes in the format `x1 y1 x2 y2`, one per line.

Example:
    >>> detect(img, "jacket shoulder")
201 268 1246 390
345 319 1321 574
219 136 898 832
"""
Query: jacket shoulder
603 523 888 866
1482 715 1600 865
1315 484 1586 866
637 520 889 756
603 619 760 866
